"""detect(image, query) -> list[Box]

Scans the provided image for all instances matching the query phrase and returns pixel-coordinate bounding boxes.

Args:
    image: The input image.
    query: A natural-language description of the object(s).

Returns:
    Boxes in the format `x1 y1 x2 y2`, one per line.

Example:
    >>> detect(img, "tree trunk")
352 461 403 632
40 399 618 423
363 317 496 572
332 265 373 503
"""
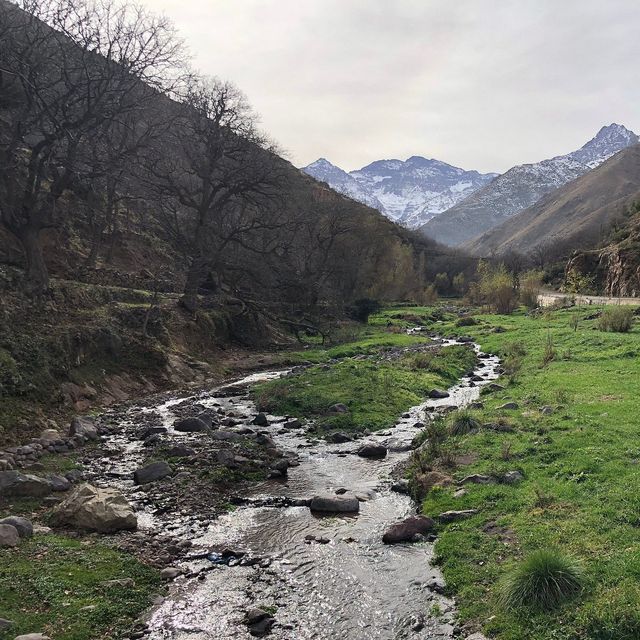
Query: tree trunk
17 225 49 296
181 257 208 313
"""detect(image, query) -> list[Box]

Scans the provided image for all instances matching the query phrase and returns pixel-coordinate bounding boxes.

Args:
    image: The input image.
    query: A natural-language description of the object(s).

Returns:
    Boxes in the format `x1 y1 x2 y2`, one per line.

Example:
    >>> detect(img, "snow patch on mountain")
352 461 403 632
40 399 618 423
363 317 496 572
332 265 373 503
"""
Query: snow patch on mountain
302 156 498 229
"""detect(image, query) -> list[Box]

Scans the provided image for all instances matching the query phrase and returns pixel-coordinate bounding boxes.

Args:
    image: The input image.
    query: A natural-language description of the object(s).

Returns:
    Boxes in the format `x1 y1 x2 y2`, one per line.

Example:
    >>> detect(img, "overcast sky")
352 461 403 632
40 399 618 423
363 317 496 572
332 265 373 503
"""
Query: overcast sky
142 0 640 173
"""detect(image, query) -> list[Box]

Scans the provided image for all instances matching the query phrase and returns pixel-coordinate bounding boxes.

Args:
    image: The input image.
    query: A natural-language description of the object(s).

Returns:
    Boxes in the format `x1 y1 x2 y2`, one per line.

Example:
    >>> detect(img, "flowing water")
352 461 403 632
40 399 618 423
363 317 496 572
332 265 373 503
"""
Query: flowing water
88 338 500 639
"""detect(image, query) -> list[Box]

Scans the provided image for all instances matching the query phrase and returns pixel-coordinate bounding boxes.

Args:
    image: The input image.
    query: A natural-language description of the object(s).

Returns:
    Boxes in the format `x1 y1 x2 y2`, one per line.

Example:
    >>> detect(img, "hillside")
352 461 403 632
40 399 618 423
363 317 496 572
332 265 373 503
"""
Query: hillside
302 155 497 229
463 143 640 257
420 124 639 246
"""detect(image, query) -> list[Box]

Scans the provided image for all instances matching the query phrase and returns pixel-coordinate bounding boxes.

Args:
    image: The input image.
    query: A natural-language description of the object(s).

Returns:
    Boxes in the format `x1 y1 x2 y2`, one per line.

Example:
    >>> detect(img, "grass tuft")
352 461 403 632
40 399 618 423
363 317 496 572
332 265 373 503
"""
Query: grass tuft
498 549 584 611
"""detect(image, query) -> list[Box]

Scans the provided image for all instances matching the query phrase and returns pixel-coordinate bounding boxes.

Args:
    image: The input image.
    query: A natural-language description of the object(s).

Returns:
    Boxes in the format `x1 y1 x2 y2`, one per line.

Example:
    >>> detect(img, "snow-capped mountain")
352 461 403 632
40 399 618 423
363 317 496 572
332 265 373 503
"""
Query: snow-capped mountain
302 156 498 229
421 123 639 246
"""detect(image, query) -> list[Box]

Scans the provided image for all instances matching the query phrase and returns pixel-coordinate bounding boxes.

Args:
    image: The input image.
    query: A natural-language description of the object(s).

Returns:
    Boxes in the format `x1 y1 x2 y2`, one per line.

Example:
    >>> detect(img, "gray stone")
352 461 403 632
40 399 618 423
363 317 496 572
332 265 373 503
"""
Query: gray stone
69 416 99 441
0 516 33 539
133 461 172 485
438 509 479 523
460 474 493 485
51 483 137 532
15 634 51 640
428 389 450 399
498 402 519 410
211 430 243 442
48 475 71 492
160 567 182 580
173 417 208 432
328 432 351 443
540 405 554 415
328 403 349 413
0 524 20 547
382 516 435 544
252 413 269 426
38 429 62 444
357 443 387 459
166 444 196 458
503 470 524 484
0 618 12 631
309 494 360 513
0 471 52 497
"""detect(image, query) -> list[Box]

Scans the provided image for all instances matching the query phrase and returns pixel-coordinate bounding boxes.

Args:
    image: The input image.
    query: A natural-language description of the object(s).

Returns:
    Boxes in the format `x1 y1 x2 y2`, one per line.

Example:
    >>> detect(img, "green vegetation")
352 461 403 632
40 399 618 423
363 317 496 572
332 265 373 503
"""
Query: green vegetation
254 325 477 435
498 549 584 611
597 306 635 333
400 302 640 639
0 534 161 639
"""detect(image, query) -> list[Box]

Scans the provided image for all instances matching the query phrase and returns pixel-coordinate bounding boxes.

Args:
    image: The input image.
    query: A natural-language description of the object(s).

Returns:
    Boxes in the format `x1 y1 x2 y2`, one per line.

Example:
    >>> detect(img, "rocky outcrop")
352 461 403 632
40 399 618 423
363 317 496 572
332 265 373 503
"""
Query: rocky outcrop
51 483 137 532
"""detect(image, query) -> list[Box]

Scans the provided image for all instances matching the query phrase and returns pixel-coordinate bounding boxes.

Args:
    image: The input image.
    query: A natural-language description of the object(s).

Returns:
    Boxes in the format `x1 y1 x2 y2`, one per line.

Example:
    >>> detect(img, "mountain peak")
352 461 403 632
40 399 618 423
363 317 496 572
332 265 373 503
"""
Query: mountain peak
571 123 639 168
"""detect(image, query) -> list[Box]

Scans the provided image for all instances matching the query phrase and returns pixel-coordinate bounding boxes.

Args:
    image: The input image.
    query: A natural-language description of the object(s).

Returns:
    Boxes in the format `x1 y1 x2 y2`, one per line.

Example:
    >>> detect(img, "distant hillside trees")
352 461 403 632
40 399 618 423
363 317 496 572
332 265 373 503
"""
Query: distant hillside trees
0 0 183 294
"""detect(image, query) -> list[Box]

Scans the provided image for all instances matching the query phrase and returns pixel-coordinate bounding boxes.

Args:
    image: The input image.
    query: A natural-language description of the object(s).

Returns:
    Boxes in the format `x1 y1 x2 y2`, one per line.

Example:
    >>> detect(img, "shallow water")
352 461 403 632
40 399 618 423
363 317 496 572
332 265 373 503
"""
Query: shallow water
89 339 499 639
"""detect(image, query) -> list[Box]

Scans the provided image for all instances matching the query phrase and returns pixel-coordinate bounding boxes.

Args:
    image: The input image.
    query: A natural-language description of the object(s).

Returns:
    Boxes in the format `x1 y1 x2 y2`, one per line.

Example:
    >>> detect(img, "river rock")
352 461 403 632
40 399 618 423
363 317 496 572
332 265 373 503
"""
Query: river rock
488 383 505 391
382 516 435 544
134 461 172 485
245 608 275 637
0 516 33 538
438 509 479 523
52 483 137 532
309 494 360 513
39 429 62 444
0 471 52 497
174 417 208 432
49 475 71 491
357 443 387 459
252 413 269 426
391 479 410 494
284 419 302 429
428 389 450 399
69 416 99 441
160 567 182 580
0 524 20 547
328 432 351 443
166 444 196 458
211 430 243 442
384 438 412 453
140 426 167 439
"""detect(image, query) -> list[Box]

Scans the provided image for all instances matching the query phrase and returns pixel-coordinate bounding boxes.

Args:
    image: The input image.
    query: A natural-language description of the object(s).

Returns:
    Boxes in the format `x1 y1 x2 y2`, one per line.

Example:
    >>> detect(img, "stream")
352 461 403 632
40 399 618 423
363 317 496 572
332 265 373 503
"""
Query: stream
86 337 500 639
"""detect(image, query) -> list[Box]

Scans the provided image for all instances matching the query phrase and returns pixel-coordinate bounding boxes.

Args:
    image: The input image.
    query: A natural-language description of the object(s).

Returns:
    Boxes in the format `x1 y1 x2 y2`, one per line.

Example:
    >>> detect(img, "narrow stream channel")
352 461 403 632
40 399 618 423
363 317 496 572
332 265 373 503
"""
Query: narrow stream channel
86 338 500 639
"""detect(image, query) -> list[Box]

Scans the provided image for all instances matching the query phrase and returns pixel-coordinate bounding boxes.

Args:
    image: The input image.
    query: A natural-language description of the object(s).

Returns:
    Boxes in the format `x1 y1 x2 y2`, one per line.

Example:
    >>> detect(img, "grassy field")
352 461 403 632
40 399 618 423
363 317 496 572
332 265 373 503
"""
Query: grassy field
253 325 477 435
388 303 640 640
0 532 161 639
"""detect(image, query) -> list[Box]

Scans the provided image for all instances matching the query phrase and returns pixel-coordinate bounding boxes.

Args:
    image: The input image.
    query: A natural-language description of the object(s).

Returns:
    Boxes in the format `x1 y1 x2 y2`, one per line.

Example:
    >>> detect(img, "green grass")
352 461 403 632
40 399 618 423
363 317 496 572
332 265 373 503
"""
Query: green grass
254 325 477 435
0 534 161 639
401 302 640 639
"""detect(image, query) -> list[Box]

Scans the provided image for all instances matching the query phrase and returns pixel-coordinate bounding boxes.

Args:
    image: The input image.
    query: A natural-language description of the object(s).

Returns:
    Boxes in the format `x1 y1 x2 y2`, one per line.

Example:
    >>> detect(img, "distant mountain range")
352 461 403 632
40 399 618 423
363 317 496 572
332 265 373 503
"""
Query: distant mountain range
302 156 498 229
464 142 640 257
420 123 639 246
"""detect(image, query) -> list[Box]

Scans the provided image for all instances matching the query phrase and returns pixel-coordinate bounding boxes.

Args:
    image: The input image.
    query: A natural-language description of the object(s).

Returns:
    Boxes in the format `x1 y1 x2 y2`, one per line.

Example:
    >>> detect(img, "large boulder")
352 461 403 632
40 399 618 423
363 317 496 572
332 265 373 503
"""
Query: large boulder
382 515 435 544
69 416 99 441
0 516 33 539
356 443 387 459
0 524 19 547
133 461 172 485
39 429 62 444
428 389 450 399
0 471 52 497
51 483 137 533
309 494 360 513
173 417 209 432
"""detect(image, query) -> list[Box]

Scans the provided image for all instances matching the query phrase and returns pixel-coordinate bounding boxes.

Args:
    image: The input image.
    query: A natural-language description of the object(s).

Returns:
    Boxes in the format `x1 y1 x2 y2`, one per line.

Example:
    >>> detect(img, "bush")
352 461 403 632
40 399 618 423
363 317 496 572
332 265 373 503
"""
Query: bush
347 298 381 323
520 270 543 309
448 410 481 436
597 307 635 333
498 549 584 610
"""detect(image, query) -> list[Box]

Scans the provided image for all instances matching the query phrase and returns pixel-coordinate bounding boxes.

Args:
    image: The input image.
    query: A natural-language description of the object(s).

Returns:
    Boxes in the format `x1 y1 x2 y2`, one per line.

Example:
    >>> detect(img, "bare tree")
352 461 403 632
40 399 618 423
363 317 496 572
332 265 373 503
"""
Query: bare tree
0 0 183 294
150 78 287 311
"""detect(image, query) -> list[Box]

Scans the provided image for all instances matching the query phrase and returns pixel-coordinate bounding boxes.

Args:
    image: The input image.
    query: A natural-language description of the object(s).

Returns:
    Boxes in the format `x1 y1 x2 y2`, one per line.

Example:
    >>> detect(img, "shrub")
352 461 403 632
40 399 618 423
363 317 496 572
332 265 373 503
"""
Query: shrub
520 270 543 309
541 332 556 366
597 307 634 333
411 351 435 370
448 410 481 436
498 549 584 610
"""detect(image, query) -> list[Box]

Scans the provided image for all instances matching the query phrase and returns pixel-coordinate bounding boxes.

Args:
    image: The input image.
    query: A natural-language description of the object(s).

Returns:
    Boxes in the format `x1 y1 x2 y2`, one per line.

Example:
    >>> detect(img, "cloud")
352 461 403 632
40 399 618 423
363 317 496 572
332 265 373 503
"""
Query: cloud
142 0 640 173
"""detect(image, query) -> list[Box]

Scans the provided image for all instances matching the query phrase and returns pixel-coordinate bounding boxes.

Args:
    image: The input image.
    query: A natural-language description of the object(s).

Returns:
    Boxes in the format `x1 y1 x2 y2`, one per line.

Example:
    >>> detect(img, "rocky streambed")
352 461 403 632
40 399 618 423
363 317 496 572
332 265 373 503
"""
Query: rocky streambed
0 337 500 639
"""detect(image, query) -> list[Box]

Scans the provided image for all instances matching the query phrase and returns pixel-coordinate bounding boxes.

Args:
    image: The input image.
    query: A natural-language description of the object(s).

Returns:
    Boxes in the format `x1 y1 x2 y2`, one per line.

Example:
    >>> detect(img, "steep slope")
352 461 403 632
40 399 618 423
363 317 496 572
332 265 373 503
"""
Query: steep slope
420 124 639 246
464 143 640 257
302 155 497 229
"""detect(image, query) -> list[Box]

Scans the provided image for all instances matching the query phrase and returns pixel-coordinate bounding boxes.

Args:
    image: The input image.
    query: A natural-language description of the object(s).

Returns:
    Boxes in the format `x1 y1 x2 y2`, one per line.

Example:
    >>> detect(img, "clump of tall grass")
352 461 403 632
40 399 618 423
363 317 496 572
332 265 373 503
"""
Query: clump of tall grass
597 307 634 333
448 410 481 436
498 549 584 611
